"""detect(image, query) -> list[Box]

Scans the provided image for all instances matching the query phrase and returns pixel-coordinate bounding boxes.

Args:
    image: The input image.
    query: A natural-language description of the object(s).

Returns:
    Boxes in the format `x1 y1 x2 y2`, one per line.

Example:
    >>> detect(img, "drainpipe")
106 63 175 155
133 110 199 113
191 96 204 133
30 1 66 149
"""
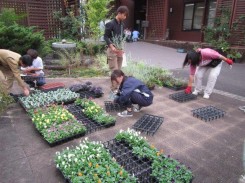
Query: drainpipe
201 0 208 42
144 0 149 40
229 0 237 29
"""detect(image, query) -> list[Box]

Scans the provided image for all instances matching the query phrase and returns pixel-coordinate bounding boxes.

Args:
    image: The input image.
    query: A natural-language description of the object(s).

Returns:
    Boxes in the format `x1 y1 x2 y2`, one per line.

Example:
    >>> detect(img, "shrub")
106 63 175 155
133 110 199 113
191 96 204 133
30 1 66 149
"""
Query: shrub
0 23 46 55
0 84 14 115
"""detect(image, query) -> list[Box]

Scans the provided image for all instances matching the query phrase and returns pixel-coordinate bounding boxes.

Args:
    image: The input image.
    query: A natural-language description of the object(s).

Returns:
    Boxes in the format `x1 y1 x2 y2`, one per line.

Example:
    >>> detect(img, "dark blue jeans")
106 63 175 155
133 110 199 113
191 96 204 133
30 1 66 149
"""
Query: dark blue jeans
123 92 153 108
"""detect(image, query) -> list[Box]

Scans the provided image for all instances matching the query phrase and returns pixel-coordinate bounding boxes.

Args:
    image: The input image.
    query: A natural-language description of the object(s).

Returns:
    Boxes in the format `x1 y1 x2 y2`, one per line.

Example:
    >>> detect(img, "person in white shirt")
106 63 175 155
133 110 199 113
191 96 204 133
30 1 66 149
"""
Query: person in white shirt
23 49 46 87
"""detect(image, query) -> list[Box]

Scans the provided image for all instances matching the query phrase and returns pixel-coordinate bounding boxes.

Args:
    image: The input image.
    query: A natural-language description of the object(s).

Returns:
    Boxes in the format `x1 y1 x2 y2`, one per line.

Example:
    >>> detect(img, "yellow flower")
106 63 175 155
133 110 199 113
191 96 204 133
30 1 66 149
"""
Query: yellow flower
107 171 110 176
78 172 83 176
89 162 92 167
119 170 123 176
150 145 155 149
94 174 98 177
95 164 99 168
98 179 101 183
157 152 160 156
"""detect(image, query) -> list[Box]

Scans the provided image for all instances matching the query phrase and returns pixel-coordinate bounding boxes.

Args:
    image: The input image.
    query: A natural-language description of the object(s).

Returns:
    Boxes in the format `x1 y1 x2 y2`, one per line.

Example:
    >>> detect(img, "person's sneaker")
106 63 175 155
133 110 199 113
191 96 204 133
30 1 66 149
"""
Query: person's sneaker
203 93 210 99
133 104 142 112
117 110 133 117
192 90 199 95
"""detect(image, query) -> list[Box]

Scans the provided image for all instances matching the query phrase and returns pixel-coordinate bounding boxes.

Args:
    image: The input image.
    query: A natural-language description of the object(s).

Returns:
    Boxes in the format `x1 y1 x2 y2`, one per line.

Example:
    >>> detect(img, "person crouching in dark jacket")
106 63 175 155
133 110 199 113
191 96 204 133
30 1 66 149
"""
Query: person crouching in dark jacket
111 69 153 117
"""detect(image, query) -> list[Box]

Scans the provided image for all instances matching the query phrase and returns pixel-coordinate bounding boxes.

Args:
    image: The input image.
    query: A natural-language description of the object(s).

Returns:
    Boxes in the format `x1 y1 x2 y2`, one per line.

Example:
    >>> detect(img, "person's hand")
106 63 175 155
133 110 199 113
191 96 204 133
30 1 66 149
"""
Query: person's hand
184 86 192 94
23 87 30 96
226 59 233 65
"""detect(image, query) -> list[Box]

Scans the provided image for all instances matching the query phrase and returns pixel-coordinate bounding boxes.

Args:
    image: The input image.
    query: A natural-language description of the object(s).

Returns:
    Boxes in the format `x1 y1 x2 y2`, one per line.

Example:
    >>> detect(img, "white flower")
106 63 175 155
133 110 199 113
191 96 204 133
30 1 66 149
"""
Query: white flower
62 161 65 165
66 147 69 150
56 164 59 168
56 152 60 155
58 156 61 160
74 158 78 162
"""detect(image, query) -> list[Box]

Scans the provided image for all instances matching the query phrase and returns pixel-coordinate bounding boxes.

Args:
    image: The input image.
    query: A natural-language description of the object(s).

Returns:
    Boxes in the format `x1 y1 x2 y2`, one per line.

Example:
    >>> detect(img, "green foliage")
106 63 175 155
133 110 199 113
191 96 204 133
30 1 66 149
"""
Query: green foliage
53 8 83 40
0 23 45 55
204 8 243 59
76 40 106 56
0 8 26 26
0 84 14 115
84 0 113 39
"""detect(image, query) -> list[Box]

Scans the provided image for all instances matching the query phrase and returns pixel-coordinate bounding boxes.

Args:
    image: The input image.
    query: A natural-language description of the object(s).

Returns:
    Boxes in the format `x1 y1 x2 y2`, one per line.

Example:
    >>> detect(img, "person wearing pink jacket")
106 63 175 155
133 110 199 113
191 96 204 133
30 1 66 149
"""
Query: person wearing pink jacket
183 48 233 99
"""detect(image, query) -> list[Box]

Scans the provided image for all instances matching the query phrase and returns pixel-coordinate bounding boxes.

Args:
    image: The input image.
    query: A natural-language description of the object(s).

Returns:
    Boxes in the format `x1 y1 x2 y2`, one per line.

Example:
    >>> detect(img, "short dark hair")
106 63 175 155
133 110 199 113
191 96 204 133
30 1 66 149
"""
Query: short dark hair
27 49 38 59
19 55 33 66
117 6 129 16
111 69 125 81
183 50 201 67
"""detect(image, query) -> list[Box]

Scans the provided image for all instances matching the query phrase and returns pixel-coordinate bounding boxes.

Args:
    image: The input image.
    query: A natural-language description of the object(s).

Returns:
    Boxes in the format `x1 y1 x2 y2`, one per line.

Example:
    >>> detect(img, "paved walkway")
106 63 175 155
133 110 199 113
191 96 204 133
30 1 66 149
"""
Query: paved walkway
0 77 244 183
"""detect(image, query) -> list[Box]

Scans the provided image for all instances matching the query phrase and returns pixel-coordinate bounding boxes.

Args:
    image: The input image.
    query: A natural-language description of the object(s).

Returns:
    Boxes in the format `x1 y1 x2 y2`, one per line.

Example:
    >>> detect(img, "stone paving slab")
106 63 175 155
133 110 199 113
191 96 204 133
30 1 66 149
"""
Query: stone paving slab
0 77 244 183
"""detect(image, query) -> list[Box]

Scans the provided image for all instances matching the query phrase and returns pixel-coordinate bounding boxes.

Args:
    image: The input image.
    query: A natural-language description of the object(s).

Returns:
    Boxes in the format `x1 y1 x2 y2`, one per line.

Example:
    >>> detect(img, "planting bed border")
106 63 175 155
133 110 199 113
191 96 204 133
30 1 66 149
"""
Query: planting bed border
65 104 116 133
169 91 197 103
104 101 127 112
191 105 226 122
103 139 154 183
132 114 164 136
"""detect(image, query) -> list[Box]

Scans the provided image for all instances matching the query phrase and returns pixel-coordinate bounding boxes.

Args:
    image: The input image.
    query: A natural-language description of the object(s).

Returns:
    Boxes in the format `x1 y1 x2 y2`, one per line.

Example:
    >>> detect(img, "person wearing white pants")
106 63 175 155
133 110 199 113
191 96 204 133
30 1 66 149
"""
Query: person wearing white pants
183 48 233 99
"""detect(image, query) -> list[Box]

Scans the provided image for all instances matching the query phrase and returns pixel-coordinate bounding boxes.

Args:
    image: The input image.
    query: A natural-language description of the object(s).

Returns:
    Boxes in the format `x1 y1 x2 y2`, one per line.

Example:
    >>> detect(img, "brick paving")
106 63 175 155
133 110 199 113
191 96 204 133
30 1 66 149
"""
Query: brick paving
0 77 244 183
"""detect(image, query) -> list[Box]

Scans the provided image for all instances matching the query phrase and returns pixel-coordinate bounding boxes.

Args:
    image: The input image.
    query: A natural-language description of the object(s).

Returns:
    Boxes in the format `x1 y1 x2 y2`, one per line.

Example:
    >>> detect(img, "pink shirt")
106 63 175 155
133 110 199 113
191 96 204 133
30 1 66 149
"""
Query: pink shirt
190 48 222 75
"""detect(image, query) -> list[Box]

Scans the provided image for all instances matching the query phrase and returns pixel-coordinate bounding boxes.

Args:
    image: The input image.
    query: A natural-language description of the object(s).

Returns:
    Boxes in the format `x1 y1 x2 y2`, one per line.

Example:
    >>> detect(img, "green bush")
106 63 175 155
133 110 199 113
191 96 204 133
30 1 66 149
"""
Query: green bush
0 8 26 26
76 41 106 56
0 84 13 115
0 23 46 55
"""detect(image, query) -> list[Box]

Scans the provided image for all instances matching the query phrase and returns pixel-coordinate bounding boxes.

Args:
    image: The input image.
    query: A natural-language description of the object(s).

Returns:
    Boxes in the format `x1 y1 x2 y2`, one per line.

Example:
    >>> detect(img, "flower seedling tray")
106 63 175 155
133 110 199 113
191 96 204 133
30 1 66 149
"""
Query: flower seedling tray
69 83 104 98
103 139 153 182
65 104 115 133
191 105 226 122
163 84 187 91
42 130 86 147
132 114 164 136
104 101 127 112
169 91 197 103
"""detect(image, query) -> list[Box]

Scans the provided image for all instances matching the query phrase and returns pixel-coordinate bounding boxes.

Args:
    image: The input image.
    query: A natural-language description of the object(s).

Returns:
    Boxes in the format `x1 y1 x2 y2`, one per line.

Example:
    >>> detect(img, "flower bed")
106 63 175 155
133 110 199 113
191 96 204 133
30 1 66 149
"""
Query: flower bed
19 88 79 110
55 138 137 183
75 98 116 127
30 105 86 146
115 129 193 183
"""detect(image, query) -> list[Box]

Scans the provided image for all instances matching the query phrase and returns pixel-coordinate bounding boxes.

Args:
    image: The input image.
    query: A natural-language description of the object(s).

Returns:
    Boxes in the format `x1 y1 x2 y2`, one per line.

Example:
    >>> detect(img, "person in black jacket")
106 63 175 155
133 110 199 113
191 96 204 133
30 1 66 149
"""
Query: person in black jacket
104 6 129 74
111 70 153 117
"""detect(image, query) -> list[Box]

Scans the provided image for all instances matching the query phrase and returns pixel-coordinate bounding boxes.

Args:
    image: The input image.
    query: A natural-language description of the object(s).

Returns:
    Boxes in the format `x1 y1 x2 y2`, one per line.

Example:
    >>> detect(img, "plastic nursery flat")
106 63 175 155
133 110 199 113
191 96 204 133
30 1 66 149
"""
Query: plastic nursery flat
77 90 103 99
169 91 197 103
104 101 127 112
132 114 164 136
21 75 45 82
191 105 226 122
103 139 153 182
65 104 115 133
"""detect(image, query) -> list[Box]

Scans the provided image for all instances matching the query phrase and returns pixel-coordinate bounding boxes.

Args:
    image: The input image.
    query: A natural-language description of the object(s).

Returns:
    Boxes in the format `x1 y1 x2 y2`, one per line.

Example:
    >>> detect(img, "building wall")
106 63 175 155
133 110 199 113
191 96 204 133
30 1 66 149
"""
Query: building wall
146 0 167 39
168 0 203 42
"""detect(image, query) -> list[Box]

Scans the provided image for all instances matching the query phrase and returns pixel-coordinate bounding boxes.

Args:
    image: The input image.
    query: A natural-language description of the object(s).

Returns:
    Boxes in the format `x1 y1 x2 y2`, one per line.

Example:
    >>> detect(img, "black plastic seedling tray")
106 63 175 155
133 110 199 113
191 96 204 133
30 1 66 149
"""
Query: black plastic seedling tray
104 101 127 112
77 90 103 99
21 75 45 82
65 104 115 133
169 91 197 103
103 139 153 182
191 105 226 122
132 114 164 136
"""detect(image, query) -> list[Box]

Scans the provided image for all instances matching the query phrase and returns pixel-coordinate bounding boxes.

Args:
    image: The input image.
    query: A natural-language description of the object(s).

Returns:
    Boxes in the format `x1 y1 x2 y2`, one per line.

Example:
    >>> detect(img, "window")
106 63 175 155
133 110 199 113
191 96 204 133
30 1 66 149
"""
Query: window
183 2 205 30
207 0 217 28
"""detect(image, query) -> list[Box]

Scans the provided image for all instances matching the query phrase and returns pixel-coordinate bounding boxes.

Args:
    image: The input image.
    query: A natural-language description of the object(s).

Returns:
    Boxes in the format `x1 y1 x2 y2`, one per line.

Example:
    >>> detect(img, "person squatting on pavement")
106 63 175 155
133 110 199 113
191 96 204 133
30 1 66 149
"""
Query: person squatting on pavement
23 49 46 88
104 6 129 91
0 49 32 96
111 70 154 117
183 48 233 99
